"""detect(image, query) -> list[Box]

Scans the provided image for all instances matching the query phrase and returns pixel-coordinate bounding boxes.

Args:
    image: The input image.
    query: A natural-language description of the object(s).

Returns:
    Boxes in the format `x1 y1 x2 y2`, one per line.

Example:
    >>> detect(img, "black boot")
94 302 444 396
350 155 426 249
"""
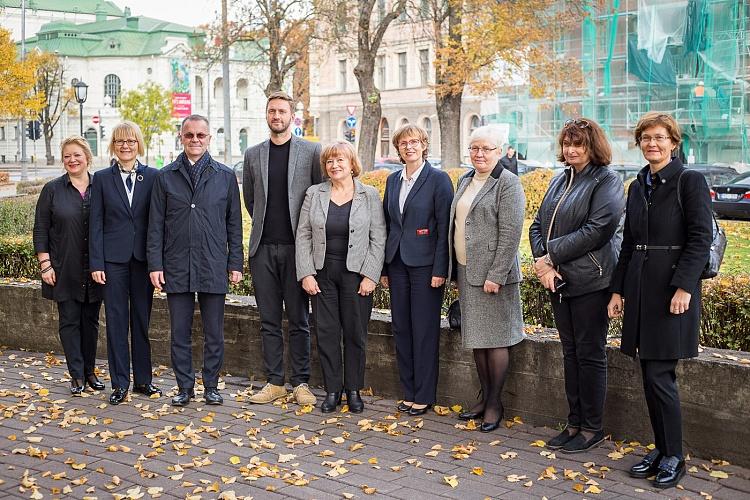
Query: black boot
171 388 195 407
204 387 223 405
346 390 364 414
109 388 128 405
320 392 342 413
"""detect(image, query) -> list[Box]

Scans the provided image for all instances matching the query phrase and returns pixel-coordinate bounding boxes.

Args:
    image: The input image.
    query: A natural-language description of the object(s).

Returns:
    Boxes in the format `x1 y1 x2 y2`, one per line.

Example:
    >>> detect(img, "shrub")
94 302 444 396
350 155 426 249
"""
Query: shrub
17 177 53 195
520 168 555 219
0 235 37 278
359 169 390 198
699 274 750 351
0 195 38 236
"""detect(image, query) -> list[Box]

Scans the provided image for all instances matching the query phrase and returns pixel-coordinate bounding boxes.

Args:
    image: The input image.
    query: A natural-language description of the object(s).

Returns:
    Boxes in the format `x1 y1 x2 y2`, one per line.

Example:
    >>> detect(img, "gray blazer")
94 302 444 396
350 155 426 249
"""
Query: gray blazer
243 135 322 257
448 163 526 286
296 179 386 283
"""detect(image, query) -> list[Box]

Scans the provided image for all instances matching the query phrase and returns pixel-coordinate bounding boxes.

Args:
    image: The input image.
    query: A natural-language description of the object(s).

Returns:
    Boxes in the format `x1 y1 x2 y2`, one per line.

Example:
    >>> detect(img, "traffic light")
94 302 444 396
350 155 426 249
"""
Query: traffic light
344 129 356 144
26 120 41 141
99 125 105 139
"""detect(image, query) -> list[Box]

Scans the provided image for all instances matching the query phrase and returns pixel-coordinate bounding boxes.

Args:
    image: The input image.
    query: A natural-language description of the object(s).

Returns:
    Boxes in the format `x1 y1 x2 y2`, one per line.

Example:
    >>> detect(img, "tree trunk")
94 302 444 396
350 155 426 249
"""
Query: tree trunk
436 93 463 168
43 127 53 165
354 62 380 171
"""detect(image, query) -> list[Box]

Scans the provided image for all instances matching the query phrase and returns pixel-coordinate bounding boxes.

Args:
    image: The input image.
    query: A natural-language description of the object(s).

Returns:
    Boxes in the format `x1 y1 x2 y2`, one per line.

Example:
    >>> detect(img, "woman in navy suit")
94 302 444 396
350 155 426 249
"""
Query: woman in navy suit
90 121 161 405
381 124 454 415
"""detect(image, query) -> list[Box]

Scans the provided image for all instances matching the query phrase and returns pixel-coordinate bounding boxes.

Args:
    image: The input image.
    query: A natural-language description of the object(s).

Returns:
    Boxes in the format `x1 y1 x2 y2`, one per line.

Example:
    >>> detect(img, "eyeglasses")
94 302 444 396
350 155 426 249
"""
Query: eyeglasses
182 132 209 140
468 146 498 154
397 139 422 149
640 135 671 144
114 139 137 146
564 118 590 129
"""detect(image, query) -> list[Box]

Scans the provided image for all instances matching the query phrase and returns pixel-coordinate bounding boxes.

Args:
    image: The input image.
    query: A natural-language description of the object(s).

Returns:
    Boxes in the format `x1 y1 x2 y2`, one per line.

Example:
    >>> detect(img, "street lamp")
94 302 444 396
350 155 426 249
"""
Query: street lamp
73 79 88 136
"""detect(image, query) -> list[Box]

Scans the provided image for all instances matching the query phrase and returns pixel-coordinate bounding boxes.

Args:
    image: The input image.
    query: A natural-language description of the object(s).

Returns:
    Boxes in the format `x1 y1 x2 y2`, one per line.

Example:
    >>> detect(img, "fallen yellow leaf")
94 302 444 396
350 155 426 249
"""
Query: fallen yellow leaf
444 475 459 488
229 456 241 465
471 467 484 476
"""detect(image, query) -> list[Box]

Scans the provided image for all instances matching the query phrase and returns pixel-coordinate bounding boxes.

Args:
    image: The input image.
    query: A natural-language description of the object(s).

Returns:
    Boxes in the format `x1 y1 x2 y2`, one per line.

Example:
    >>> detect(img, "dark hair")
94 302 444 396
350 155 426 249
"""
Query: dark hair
556 117 612 166
634 112 681 148
266 91 294 111
180 114 209 131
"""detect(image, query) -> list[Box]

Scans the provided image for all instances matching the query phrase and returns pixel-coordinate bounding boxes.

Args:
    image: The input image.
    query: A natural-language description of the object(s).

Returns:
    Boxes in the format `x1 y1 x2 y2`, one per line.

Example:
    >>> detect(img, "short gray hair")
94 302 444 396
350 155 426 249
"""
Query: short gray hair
180 114 209 131
469 125 507 149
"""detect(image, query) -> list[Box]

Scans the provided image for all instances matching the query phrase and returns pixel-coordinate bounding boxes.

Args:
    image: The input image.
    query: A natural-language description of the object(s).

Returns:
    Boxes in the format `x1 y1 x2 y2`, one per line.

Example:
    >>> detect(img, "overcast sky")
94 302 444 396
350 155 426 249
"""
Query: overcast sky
119 0 223 27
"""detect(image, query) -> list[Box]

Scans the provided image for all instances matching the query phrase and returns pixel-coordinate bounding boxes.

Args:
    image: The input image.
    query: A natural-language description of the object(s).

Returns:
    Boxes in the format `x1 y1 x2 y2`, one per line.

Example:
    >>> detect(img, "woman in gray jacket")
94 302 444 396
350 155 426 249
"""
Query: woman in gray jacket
448 125 526 432
296 141 386 414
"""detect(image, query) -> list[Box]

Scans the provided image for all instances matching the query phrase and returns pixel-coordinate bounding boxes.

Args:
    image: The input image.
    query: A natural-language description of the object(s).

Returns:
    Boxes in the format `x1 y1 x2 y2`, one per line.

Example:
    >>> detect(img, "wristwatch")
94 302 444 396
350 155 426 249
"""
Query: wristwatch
544 254 553 267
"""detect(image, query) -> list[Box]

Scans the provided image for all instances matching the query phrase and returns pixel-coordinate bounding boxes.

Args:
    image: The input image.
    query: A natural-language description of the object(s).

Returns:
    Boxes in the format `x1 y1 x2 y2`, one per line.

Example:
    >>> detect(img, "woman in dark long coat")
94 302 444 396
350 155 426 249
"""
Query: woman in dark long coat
608 112 712 489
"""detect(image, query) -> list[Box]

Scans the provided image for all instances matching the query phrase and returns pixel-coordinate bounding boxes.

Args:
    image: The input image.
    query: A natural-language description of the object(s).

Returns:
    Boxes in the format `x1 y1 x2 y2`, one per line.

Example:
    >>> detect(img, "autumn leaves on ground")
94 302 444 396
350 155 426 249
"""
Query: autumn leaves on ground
2 350 749 500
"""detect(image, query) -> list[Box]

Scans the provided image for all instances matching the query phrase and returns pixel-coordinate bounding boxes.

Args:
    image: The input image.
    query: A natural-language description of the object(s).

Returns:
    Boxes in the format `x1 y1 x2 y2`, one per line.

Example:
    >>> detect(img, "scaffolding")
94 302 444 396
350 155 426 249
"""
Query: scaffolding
489 0 750 167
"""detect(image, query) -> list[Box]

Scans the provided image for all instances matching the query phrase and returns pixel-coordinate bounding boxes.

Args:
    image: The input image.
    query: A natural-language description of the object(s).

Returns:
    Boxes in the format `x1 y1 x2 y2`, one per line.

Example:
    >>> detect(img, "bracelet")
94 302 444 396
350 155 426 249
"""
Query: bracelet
41 266 53 274
39 258 50 265
544 254 553 266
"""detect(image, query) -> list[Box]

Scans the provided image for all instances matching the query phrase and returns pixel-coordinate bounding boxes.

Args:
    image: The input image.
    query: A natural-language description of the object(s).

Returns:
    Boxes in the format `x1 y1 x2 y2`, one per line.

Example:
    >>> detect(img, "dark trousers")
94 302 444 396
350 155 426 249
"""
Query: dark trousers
312 258 372 393
251 243 310 386
166 292 225 389
103 259 154 389
640 359 683 457
388 252 443 405
57 298 101 380
550 289 609 432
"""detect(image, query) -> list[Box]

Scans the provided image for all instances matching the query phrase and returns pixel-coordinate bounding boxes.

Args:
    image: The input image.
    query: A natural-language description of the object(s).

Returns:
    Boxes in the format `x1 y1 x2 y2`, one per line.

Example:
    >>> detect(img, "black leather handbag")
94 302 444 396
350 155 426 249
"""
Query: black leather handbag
447 300 461 330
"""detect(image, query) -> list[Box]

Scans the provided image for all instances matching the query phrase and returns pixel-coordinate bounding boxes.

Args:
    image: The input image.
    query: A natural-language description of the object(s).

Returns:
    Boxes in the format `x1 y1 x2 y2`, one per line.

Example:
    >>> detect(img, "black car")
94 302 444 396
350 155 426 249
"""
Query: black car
233 161 244 183
711 171 750 220
685 164 739 187
609 163 642 183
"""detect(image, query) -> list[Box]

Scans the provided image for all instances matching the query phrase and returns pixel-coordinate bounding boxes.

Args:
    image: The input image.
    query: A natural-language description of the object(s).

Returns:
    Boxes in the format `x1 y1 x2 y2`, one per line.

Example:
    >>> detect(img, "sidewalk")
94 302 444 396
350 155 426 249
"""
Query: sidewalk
1 349 748 499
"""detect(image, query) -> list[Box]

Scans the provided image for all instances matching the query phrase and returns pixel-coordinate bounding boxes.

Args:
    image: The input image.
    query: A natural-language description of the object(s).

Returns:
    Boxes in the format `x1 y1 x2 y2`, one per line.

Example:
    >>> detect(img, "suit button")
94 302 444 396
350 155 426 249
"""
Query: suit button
465 236 469 240
349 244 353 248
191 204 195 208
350 229 354 233
466 220 470 225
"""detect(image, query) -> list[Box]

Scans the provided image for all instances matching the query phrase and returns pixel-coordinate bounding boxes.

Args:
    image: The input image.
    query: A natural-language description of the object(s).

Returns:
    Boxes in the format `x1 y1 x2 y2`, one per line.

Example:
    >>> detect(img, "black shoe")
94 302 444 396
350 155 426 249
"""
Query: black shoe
629 449 663 478
109 388 128 405
560 430 606 454
346 390 364 414
204 387 223 405
396 401 413 412
408 404 432 416
133 383 162 396
70 379 84 396
171 388 195 407
480 418 501 432
458 409 484 421
85 374 105 391
653 456 685 489
547 428 576 450
321 392 342 413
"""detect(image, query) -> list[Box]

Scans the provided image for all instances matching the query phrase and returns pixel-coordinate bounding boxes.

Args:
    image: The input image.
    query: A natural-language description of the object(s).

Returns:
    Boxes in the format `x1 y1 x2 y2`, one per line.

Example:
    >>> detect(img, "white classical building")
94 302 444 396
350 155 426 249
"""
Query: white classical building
0 0 269 166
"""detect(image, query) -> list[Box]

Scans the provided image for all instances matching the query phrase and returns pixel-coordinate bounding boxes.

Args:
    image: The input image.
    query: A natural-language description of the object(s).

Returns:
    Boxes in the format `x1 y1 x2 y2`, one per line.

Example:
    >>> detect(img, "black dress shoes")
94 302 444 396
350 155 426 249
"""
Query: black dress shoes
653 456 685 489
70 379 84 396
480 418 502 433
133 383 162 396
396 401 412 412
561 430 606 453
171 388 195 407
629 449 663 478
547 428 576 450
204 387 223 405
85 374 105 391
109 388 128 405
458 409 484 421
408 404 432 416
346 390 364 414
321 392 342 413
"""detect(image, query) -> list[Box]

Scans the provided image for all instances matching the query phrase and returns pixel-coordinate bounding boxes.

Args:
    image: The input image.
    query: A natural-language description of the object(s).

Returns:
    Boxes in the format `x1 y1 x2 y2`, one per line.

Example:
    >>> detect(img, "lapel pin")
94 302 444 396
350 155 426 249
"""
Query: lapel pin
137 174 144 182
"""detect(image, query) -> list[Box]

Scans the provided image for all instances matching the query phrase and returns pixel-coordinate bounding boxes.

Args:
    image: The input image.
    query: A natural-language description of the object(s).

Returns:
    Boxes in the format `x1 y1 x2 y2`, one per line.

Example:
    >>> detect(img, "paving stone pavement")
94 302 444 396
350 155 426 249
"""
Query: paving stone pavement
1 349 748 500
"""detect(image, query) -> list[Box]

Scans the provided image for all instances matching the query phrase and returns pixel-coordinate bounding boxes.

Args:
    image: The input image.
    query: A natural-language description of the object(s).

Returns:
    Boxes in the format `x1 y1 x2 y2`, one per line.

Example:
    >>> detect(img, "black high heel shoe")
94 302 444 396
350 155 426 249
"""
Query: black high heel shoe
85 374 105 391
408 404 432 416
396 401 413 412
70 379 84 396
480 406 504 433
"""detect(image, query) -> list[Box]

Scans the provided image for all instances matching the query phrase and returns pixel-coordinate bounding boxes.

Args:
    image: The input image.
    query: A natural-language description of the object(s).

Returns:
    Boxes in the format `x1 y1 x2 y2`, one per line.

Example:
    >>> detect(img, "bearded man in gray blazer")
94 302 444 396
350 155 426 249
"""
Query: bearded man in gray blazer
243 91 322 406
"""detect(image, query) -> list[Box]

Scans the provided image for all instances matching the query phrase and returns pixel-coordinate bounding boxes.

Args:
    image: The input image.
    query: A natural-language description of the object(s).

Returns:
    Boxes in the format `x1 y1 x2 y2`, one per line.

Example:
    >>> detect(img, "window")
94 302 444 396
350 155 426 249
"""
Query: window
377 0 385 21
420 0 430 17
213 77 223 99
376 55 386 89
195 76 204 109
398 52 407 88
0 126 5 141
236 79 248 111
104 74 121 107
380 118 390 157
419 49 429 86
339 60 347 92
469 115 481 134
422 117 432 144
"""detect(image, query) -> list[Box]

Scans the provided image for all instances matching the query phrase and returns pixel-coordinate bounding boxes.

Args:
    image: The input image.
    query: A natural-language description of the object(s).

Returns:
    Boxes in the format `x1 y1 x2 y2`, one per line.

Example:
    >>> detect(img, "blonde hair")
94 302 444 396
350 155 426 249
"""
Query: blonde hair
108 121 146 157
392 124 429 163
60 136 93 168
320 141 362 177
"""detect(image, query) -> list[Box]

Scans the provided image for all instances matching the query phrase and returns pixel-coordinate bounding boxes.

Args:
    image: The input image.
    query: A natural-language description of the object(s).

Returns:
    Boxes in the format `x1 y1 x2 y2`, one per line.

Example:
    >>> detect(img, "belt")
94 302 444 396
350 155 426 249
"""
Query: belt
634 245 682 251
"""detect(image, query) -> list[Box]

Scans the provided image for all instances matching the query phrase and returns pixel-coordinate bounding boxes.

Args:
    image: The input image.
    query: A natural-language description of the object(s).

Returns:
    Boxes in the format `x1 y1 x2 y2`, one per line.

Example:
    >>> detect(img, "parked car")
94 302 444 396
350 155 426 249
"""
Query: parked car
373 157 402 171
685 163 739 187
517 159 545 176
233 160 243 183
711 171 750 220
609 163 642 183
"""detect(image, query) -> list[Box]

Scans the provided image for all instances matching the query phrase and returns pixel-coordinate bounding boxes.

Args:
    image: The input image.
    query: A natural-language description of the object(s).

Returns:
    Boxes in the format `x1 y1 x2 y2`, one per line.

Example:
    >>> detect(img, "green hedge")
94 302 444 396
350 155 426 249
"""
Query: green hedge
3 234 747 352
0 195 38 236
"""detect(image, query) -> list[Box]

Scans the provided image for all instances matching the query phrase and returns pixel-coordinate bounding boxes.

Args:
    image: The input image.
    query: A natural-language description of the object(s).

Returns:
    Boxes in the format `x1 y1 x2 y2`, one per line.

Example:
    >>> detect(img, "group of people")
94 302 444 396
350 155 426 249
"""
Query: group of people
33 91 711 490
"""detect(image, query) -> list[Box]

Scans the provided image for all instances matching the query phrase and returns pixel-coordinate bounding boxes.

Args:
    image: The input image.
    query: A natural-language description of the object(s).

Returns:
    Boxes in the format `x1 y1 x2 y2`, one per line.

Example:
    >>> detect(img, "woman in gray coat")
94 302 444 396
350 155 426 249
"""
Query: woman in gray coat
296 141 386 414
448 125 526 432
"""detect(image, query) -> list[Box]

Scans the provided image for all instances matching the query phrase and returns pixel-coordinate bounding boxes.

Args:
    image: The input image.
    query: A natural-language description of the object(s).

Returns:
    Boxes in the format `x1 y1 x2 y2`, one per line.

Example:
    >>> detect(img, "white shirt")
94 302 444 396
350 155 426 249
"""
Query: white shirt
119 168 136 206
398 162 425 214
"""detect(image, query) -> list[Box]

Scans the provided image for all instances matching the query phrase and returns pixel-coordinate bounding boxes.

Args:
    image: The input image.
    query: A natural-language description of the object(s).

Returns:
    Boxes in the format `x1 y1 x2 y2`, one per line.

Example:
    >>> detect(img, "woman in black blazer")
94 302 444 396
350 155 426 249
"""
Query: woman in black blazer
33 136 103 395
381 124 454 415
609 112 712 489
89 121 161 405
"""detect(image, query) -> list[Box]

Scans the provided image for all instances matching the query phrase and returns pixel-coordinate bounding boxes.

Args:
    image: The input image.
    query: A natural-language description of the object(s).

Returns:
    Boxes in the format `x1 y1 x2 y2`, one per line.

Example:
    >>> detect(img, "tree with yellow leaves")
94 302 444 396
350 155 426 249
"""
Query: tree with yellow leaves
0 28 43 119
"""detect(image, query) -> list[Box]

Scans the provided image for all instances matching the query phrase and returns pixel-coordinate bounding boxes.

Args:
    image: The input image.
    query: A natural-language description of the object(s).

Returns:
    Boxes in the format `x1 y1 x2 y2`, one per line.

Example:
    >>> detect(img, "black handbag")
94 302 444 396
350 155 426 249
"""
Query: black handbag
677 171 727 279
447 300 461 330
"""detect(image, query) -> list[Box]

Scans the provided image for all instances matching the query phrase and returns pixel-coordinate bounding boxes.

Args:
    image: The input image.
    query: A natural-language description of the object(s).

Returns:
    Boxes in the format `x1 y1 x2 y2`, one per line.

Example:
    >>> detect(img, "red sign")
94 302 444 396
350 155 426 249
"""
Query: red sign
171 92 192 118
92 115 100 124
346 104 356 115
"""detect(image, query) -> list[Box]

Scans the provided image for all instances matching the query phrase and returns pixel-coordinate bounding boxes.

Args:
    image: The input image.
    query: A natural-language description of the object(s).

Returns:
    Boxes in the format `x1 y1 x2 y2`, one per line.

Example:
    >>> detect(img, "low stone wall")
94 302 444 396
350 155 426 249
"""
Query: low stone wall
1 282 748 467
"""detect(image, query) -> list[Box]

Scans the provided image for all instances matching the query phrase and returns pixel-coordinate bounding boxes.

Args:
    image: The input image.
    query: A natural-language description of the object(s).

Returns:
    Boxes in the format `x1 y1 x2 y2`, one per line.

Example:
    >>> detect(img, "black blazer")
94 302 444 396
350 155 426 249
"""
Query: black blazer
146 153 243 294
89 161 158 271
382 162 454 277
611 158 712 360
